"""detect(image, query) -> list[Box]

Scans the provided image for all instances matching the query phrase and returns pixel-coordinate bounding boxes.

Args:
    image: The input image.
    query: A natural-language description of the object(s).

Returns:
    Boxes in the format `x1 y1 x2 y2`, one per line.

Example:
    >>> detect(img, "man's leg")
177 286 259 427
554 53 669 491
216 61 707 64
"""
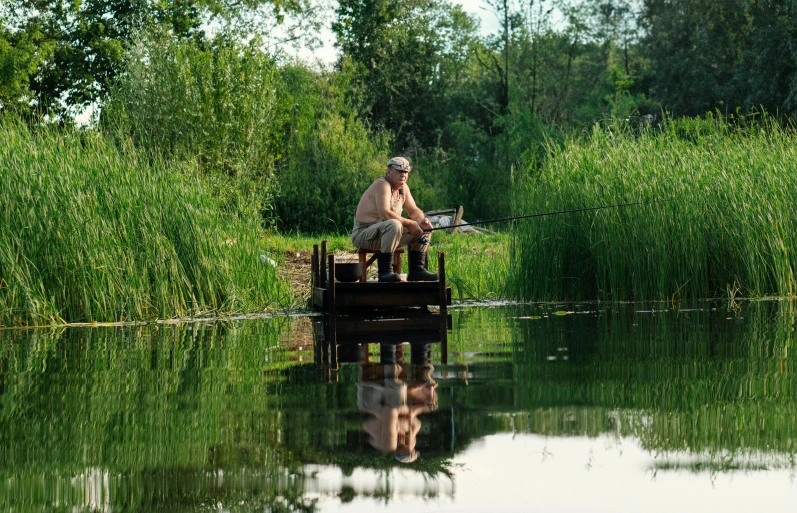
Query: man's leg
399 230 438 282
352 220 403 282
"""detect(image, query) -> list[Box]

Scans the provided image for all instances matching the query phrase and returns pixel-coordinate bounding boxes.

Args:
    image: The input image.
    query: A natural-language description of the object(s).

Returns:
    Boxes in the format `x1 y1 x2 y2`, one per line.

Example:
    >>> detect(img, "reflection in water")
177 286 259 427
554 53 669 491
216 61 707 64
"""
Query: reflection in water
358 344 438 463
1 301 797 511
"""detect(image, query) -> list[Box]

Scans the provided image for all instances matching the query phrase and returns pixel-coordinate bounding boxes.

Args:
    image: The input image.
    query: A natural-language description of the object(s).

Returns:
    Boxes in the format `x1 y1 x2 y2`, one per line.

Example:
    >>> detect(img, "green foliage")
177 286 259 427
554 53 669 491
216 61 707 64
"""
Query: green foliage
275 110 388 234
333 0 478 149
509 115 797 301
640 0 797 117
266 64 388 234
3 0 311 116
104 32 282 222
0 118 287 325
431 232 511 300
0 22 52 115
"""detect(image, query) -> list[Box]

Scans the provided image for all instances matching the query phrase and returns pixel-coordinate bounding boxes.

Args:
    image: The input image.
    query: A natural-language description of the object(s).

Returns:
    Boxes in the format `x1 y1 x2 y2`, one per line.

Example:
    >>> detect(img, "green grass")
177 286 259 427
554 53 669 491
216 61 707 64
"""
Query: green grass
510 115 797 301
0 119 289 326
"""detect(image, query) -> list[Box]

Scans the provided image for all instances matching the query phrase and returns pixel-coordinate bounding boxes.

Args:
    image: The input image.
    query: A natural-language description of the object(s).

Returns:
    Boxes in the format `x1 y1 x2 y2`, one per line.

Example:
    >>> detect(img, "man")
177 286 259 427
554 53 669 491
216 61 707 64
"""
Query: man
352 156 438 282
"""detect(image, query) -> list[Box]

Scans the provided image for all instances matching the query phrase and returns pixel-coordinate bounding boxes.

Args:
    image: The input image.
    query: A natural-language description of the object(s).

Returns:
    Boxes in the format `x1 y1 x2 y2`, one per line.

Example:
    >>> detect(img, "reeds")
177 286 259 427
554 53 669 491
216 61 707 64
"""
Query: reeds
0 119 286 325
509 115 797 301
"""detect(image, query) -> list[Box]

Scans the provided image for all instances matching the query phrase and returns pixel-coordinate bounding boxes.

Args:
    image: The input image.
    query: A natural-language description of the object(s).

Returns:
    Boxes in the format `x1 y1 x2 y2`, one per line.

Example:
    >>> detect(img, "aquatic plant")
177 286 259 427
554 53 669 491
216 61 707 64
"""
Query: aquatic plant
509 115 797 300
0 119 287 325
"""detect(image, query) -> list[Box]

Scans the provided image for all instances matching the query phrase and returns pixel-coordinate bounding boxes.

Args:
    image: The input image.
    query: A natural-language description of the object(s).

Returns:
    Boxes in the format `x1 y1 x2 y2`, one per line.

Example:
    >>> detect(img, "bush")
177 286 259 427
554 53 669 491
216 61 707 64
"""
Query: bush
104 31 282 223
271 66 388 234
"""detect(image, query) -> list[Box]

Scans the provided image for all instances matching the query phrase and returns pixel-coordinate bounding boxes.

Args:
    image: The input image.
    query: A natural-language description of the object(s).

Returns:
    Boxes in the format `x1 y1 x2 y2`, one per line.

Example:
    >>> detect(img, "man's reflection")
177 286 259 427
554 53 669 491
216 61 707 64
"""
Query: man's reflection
357 344 438 463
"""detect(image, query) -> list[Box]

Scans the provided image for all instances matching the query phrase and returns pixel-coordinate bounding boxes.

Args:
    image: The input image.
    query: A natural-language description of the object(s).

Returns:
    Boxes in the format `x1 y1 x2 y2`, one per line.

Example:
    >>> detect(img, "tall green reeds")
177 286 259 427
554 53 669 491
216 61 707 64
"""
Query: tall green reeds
0 119 286 325
509 115 797 300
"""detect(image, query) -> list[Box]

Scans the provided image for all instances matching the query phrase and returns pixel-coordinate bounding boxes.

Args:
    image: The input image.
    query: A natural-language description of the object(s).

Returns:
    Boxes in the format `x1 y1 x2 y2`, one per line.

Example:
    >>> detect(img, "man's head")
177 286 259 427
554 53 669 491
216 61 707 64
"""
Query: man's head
386 156 411 187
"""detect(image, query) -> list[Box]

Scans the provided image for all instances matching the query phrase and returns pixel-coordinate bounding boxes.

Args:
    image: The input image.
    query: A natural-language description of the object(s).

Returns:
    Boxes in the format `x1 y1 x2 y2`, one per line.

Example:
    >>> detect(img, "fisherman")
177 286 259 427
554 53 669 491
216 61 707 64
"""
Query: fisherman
352 156 438 282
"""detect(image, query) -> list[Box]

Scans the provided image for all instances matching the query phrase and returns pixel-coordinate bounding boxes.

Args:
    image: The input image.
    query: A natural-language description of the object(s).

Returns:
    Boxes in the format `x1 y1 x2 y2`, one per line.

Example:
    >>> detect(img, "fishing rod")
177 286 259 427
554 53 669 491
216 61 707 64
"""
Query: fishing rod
419 198 665 241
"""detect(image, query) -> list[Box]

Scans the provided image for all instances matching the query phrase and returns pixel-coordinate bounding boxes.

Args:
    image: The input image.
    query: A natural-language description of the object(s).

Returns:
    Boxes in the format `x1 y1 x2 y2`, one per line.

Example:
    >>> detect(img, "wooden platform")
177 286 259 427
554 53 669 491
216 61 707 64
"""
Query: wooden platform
310 240 452 315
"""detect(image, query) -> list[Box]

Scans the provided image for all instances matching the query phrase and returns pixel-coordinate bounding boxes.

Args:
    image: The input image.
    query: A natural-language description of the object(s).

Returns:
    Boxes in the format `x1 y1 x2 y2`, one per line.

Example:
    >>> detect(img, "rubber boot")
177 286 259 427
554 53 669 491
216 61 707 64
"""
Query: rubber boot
407 251 438 282
377 252 401 282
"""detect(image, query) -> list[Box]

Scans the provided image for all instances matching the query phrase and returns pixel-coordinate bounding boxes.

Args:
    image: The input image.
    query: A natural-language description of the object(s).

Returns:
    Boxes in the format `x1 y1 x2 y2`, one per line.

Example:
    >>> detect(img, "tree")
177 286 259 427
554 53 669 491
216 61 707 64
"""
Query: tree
735 0 797 115
333 0 478 150
2 0 311 118
640 0 748 116
0 16 53 115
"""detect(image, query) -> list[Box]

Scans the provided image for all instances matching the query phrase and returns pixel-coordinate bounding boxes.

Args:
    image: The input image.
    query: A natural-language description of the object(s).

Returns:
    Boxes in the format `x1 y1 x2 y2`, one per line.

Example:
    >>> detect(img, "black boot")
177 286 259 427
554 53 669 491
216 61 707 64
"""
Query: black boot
377 252 401 282
407 251 438 282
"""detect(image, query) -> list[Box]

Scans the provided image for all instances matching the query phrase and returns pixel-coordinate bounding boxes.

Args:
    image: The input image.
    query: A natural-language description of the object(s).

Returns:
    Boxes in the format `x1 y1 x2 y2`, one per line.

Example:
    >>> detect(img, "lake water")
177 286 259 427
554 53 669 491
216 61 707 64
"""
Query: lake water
2 301 796 511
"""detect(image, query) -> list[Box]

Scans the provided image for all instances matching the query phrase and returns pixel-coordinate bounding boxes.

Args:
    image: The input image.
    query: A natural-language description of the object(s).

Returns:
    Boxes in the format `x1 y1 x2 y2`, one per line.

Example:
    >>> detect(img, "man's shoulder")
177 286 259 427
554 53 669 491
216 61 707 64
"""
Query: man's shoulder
369 177 390 192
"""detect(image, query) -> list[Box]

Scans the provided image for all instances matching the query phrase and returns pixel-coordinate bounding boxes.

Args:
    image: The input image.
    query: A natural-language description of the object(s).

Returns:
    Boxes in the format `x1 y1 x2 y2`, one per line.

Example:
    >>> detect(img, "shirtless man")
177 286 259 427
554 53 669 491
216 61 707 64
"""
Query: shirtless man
352 156 438 282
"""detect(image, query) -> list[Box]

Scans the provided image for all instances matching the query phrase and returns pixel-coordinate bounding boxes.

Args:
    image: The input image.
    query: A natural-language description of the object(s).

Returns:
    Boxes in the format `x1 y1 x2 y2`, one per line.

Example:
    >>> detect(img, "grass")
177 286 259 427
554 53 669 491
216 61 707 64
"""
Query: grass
0 119 290 326
509 115 797 301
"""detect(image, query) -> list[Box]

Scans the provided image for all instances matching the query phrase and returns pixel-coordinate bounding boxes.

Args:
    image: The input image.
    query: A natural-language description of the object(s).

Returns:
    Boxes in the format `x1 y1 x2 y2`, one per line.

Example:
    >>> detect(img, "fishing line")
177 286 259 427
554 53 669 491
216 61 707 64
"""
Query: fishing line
417 198 666 243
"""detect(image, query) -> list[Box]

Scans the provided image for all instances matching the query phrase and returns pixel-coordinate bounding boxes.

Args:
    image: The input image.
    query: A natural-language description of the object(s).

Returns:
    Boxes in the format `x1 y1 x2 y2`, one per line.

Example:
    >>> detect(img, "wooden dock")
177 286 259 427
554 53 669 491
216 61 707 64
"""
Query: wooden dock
310 240 453 368
310 240 452 315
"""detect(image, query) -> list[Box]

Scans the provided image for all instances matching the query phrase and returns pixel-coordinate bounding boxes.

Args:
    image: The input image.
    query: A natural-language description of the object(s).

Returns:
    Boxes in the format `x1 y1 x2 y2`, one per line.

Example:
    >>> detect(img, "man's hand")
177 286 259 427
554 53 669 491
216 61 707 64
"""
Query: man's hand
419 217 434 232
406 220 424 237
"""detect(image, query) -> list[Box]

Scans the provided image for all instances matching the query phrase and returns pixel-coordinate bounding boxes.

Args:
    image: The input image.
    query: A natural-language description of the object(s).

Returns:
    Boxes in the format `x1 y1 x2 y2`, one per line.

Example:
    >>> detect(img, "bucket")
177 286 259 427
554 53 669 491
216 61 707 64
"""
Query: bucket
333 256 363 282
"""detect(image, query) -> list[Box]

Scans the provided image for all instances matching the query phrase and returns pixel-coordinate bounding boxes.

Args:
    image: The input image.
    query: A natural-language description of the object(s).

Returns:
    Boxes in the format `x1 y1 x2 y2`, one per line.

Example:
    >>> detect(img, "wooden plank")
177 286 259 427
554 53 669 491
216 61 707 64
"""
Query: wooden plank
338 332 443 344
358 250 367 282
438 251 448 312
334 281 440 291
313 285 450 310
426 208 456 216
337 316 445 335
313 287 327 309
438 251 448 364
335 289 441 308
451 206 464 234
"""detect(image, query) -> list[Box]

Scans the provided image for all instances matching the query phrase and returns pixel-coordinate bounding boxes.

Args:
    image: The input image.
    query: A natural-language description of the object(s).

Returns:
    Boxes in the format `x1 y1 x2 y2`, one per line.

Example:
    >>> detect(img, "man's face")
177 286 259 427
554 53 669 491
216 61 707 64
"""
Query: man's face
387 166 410 186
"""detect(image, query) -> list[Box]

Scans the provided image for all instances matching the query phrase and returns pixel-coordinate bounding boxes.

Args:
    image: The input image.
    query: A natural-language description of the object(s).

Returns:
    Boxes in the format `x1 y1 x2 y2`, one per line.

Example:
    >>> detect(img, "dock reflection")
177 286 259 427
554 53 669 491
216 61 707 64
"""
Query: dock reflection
313 311 451 368
313 312 450 463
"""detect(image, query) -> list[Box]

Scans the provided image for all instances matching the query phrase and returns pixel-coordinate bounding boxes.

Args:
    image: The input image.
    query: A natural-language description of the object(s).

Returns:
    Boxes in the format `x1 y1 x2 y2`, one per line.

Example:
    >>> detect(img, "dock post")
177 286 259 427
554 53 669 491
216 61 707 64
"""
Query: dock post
312 244 319 290
438 251 448 364
328 254 337 367
320 240 328 288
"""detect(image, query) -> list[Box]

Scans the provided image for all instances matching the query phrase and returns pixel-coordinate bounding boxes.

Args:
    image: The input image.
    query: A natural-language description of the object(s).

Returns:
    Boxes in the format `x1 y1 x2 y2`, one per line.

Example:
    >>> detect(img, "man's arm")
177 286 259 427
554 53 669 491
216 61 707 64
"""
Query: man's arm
374 181 424 236
402 185 433 231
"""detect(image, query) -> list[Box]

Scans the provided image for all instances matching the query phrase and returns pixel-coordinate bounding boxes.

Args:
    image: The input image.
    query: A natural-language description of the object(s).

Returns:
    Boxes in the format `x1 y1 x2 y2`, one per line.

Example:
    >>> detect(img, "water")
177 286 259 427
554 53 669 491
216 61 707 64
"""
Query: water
2 301 797 511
